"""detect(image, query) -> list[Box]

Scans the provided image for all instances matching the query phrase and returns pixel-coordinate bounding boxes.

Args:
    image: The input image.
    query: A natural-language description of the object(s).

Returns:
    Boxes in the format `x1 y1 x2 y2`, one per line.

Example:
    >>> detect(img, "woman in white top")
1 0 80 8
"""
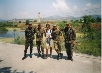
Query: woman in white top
45 24 53 59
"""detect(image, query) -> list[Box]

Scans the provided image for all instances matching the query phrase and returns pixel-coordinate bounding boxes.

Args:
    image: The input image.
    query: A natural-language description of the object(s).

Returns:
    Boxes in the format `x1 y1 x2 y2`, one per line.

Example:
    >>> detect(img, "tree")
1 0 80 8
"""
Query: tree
70 20 73 22
96 17 101 22
62 20 67 23
19 21 21 23
34 20 37 22
26 20 29 25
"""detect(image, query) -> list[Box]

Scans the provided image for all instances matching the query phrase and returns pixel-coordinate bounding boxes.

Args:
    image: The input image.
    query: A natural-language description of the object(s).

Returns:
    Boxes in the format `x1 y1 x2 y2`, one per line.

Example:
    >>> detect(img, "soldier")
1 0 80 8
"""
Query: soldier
45 24 53 59
64 23 76 61
35 23 45 58
52 25 63 60
22 24 35 60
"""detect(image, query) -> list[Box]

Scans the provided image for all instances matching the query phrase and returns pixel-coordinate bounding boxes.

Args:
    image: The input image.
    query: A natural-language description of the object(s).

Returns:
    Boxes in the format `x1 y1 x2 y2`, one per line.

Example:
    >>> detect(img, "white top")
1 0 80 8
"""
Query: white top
46 29 52 38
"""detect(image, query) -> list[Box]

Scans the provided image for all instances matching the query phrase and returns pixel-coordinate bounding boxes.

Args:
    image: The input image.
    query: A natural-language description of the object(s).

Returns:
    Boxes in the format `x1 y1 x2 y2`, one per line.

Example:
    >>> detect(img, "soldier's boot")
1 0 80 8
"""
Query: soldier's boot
42 53 44 59
71 58 73 61
65 56 73 61
22 50 26 60
57 54 60 60
60 53 63 59
30 53 32 58
69 56 73 61
38 50 41 57
38 52 41 57
50 47 52 58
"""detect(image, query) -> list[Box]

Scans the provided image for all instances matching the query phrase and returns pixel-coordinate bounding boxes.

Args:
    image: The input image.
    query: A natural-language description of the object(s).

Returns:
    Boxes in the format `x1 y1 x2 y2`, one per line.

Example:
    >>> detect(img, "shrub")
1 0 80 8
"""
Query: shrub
0 27 8 34
14 36 25 45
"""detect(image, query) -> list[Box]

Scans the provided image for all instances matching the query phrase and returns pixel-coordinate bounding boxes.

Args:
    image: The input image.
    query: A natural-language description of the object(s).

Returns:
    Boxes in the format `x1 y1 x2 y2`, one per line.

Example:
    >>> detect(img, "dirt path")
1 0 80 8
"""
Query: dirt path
0 42 101 73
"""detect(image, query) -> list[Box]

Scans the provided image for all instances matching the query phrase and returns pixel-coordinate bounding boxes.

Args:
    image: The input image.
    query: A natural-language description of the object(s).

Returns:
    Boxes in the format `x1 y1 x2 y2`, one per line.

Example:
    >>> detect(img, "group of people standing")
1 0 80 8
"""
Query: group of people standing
22 23 76 61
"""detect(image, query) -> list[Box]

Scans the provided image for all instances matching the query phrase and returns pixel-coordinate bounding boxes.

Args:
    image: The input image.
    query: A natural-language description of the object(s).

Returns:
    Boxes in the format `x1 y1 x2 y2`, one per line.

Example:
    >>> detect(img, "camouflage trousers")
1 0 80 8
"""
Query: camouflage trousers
24 41 33 55
53 41 61 54
36 41 44 54
65 43 74 58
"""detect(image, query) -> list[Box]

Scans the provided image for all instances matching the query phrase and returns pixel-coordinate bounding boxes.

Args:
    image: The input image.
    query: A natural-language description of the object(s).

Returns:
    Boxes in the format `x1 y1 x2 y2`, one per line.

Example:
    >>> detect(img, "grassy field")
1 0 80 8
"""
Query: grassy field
6 27 22 31
0 38 14 43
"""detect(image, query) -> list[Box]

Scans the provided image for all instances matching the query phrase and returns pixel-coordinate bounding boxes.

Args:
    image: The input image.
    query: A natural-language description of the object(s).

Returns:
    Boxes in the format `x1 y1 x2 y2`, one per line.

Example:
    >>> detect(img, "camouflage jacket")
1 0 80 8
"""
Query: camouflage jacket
52 29 62 42
35 28 44 41
25 27 35 42
64 27 76 43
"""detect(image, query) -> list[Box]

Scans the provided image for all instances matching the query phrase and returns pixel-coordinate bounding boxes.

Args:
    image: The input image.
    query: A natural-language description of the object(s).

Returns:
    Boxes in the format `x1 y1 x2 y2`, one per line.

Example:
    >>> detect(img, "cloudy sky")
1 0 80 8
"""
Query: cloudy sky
0 0 101 20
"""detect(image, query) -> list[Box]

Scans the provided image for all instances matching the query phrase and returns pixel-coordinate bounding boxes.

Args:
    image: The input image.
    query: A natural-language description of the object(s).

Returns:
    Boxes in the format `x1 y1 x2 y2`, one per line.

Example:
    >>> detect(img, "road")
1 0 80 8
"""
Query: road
0 42 101 73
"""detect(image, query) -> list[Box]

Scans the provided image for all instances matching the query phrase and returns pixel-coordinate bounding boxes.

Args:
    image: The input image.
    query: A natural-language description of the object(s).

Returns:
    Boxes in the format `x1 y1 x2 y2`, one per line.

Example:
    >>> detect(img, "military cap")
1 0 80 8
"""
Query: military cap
53 24 57 27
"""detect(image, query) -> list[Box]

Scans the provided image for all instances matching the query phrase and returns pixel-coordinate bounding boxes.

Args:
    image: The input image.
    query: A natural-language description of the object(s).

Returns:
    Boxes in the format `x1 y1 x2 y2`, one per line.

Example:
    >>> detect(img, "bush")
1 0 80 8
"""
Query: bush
14 36 36 46
0 27 8 34
76 31 101 56
57 21 66 30
14 36 25 45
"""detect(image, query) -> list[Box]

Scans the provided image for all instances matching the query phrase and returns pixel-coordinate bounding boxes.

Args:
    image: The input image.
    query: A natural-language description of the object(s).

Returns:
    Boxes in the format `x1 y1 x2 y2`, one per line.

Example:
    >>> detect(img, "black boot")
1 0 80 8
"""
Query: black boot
22 51 26 60
37 50 41 57
65 56 73 61
57 54 59 60
30 53 32 58
69 57 73 61
60 53 63 59
42 53 44 59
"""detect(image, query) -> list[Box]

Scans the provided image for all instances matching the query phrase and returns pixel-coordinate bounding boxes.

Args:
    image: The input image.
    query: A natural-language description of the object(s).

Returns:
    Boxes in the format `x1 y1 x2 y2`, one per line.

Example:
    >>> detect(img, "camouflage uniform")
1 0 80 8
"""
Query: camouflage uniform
52 28 63 59
24 26 35 58
35 25 44 58
64 27 76 60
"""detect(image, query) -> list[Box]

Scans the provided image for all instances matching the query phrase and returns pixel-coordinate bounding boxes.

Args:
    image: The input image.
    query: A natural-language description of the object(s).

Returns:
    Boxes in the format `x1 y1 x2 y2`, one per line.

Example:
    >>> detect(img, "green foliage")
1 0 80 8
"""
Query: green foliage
0 27 8 34
70 20 73 22
14 36 25 45
62 20 67 23
57 21 67 30
26 20 29 25
14 36 36 46
0 22 13 27
34 20 37 22
82 15 96 23
76 28 101 56
70 22 79 26
96 17 101 22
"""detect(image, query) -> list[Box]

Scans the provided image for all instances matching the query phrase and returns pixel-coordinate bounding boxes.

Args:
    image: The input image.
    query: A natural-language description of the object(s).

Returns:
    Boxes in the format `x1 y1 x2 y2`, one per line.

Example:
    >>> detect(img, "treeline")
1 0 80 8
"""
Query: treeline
77 15 101 56
0 22 17 27
70 15 101 23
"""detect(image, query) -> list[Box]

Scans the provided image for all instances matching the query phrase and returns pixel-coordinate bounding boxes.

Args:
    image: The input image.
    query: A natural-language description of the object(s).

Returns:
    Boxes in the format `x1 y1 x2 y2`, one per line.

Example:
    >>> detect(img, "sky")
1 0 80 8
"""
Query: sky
0 0 101 20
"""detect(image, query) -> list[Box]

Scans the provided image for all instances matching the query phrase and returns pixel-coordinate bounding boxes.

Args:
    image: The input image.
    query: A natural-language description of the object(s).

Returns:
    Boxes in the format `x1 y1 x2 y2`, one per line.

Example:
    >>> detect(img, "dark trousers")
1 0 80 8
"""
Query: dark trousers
65 43 73 59
24 41 33 56
54 41 61 54
36 41 44 54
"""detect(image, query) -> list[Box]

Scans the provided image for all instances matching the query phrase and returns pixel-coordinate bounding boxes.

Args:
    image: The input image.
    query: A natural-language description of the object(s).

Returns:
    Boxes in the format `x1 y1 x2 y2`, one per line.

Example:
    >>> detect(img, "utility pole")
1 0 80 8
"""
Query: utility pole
13 19 15 43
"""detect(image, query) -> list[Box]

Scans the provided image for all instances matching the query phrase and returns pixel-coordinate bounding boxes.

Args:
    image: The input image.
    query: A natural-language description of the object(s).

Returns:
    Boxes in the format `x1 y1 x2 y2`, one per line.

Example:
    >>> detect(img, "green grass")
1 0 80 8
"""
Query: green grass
76 35 101 56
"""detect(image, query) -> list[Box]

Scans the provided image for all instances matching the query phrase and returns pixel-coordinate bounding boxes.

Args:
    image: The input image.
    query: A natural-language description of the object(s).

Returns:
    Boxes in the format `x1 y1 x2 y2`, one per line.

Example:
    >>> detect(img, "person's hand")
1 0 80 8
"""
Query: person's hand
73 41 76 45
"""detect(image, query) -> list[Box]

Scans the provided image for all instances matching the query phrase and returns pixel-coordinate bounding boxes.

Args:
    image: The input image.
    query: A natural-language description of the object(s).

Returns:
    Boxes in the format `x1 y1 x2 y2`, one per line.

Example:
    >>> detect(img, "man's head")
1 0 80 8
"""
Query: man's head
53 24 57 30
38 23 41 29
28 24 32 28
66 23 71 28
